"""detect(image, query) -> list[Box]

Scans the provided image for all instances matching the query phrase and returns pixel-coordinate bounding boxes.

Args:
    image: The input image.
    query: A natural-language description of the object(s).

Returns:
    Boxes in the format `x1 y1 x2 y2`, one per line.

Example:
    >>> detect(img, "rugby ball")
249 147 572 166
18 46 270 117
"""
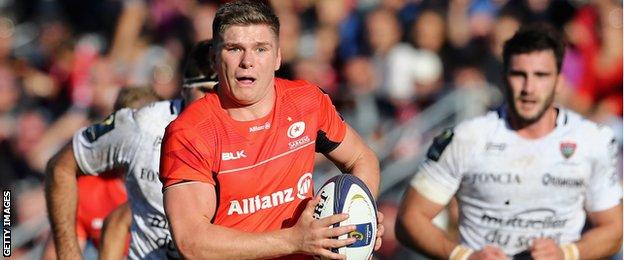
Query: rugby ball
313 174 377 260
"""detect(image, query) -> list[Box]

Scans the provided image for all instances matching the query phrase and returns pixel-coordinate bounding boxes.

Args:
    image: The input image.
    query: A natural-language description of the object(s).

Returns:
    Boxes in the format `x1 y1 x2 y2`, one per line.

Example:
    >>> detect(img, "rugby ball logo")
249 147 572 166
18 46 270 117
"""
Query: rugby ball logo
313 174 377 260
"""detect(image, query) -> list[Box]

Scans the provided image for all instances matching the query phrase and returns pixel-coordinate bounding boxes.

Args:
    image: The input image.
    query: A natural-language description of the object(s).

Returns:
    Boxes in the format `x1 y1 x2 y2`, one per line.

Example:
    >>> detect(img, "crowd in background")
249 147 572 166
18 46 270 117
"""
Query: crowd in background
0 0 622 258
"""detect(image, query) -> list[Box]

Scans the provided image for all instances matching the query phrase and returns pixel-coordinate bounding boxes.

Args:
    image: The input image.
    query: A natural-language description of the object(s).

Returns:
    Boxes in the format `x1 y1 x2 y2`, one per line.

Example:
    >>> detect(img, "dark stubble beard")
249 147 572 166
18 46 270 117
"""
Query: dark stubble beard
505 83 557 127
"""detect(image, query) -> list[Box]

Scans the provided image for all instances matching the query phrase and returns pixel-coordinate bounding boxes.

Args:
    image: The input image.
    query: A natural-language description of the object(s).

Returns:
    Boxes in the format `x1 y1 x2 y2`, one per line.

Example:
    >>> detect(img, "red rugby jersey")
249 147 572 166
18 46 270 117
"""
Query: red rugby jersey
76 173 128 248
160 78 346 234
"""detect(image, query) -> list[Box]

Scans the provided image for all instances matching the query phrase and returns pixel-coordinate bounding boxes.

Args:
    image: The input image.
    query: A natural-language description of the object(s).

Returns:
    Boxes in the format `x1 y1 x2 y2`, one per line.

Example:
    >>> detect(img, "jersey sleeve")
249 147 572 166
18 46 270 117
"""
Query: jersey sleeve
410 128 468 205
585 127 622 212
315 88 347 154
159 126 215 189
72 109 139 176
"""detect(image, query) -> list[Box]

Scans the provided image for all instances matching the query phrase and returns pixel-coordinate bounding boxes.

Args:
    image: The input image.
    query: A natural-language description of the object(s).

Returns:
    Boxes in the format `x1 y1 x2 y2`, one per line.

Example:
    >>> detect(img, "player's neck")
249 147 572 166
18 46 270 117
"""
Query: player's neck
509 107 558 139
219 85 276 122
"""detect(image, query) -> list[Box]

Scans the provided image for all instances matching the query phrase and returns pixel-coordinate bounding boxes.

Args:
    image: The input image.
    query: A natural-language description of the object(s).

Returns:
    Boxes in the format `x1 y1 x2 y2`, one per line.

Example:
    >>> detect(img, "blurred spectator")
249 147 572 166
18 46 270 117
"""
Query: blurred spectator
276 7 301 80
482 10 521 89
366 7 443 122
296 25 340 95
339 56 383 140
560 0 622 117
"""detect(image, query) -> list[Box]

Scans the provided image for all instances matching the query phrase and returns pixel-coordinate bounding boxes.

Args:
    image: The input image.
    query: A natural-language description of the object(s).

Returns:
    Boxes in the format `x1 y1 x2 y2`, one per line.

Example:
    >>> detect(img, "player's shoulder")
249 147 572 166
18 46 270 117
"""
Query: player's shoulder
167 95 216 132
426 112 499 161
277 77 316 89
453 110 502 140
134 99 179 121
276 78 331 114
561 108 615 142
132 99 180 129
277 78 324 96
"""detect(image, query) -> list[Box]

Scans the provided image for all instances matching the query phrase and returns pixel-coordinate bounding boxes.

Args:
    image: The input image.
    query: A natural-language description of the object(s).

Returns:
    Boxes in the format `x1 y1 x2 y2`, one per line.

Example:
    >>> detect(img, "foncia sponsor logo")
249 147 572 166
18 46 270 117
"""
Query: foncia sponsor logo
228 173 312 215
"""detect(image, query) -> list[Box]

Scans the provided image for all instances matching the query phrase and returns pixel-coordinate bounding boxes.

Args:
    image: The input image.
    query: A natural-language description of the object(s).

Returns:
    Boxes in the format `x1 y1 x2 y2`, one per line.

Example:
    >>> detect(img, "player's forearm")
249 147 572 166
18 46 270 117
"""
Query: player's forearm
45 154 81 259
395 210 457 259
349 147 380 198
172 223 297 259
100 203 131 260
575 223 622 259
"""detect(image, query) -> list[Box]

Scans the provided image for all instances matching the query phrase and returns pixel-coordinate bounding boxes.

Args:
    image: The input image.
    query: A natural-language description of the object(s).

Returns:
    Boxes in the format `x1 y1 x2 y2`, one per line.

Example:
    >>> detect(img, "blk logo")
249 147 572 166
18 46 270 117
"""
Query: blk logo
222 150 247 161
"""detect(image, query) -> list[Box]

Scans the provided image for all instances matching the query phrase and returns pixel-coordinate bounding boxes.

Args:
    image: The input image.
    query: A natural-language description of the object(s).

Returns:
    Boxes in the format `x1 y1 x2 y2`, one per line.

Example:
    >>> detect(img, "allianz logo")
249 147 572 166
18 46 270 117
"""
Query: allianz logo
227 173 312 215
222 150 246 161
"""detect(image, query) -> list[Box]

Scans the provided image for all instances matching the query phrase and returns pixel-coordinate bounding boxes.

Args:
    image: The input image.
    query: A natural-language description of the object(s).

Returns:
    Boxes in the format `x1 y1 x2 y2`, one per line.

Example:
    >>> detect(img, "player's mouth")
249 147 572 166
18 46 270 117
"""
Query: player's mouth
517 98 538 109
236 76 256 86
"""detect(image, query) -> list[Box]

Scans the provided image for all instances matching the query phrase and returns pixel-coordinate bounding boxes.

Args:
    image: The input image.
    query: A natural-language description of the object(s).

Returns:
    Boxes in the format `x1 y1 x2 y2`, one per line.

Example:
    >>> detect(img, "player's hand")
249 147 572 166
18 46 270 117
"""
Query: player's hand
530 238 564 260
467 245 508 260
290 197 356 259
374 211 384 251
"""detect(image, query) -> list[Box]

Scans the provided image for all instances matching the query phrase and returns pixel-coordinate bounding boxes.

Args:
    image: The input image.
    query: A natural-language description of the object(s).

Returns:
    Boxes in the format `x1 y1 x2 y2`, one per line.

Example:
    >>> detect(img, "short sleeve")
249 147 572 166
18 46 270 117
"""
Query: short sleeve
72 109 139 176
410 128 467 205
315 88 347 153
585 127 622 212
159 126 215 189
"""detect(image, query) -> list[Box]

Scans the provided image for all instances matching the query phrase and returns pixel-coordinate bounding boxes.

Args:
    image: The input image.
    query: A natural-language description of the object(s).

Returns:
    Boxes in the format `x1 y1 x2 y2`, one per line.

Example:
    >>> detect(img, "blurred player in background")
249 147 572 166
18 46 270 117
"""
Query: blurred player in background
42 86 160 259
160 1 382 259
396 24 622 260
45 40 217 259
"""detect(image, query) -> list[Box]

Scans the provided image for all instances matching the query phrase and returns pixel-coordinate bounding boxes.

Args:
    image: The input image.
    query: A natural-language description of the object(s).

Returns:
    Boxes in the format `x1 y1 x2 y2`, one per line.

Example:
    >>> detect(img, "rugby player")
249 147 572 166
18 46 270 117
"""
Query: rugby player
45 40 217 259
160 1 382 259
396 24 622 260
42 86 159 259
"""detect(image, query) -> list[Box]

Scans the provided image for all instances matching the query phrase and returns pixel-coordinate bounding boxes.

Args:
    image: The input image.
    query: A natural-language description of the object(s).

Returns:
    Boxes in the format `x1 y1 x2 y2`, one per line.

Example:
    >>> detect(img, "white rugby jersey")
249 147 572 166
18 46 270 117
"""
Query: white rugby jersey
73 99 184 259
411 106 621 256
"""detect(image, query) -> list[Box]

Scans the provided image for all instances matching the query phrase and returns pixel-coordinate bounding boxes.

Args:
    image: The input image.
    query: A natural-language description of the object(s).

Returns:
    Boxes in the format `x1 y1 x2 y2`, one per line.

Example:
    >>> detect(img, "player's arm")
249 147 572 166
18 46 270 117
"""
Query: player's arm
531 203 623 260
533 130 623 260
396 186 457 259
396 187 506 260
572 130 623 259
575 203 623 259
100 202 131 260
164 182 356 259
44 143 83 260
325 125 380 197
42 223 88 260
46 108 134 259
396 128 506 260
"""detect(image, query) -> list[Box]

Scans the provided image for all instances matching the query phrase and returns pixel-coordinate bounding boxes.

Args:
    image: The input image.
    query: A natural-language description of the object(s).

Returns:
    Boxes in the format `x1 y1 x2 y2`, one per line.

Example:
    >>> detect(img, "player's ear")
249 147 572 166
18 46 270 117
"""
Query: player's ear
274 46 282 71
